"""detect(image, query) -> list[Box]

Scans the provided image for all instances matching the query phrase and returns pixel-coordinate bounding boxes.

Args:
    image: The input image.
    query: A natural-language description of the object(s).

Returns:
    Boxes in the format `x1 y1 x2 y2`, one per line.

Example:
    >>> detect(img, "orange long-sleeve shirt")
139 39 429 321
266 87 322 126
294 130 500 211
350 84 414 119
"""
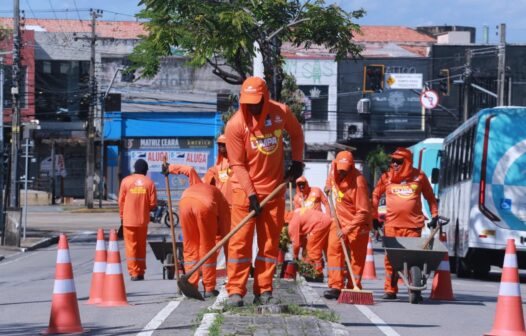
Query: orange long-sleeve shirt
181 183 231 238
119 174 157 227
293 186 329 213
225 94 304 196
202 156 233 204
288 208 332 252
169 164 202 186
372 169 438 229
334 169 371 231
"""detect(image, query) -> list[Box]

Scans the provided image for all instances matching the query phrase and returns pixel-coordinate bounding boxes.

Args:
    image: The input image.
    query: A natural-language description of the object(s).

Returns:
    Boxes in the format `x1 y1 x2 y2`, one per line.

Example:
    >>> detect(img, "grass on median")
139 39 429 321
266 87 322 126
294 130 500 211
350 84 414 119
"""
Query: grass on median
208 313 224 336
221 303 339 323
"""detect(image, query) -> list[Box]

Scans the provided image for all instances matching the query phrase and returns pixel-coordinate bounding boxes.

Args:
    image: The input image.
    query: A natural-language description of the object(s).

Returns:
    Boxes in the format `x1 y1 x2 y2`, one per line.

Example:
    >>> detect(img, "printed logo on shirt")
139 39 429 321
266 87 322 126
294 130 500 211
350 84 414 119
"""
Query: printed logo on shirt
218 169 229 182
250 131 281 155
391 185 416 198
130 179 147 194
274 115 283 124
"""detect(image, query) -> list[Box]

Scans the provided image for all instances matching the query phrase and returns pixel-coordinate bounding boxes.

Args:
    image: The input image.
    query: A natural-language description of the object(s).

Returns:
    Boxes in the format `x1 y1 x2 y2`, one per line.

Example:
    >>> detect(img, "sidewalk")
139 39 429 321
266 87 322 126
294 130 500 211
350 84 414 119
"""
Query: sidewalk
196 278 350 336
0 202 121 259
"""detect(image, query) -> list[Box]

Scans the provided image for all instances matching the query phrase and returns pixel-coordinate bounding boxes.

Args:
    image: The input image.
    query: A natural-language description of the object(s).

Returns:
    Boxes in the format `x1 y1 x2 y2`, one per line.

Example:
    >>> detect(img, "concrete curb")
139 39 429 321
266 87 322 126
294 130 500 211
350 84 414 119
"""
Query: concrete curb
1 235 60 253
297 276 326 307
194 313 218 336
24 235 60 252
66 207 119 213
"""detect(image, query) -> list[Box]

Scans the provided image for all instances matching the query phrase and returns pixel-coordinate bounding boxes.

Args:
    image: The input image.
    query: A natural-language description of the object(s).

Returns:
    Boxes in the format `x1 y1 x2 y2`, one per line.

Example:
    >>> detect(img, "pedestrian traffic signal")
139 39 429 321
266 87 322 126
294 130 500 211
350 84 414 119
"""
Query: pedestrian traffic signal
438 69 450 96
363 65 384 93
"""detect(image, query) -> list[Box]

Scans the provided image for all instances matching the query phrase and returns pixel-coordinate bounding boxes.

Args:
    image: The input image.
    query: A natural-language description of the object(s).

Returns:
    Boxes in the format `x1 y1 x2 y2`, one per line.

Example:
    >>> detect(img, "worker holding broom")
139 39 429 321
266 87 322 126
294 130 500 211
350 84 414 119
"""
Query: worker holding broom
162 163 231 298
293 176 330 213
224 76 304 307
324 151 372 300
287 208 332 282
372 147 438 301
119 159 157 281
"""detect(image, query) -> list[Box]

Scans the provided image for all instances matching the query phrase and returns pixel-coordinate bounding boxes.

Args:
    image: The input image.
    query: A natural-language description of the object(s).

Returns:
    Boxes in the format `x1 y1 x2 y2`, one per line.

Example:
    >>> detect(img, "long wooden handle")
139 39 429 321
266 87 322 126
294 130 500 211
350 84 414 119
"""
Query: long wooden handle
421 224 441 250
328 192 359 289
288 182 293 212
163 157 181 284
184 182 287 279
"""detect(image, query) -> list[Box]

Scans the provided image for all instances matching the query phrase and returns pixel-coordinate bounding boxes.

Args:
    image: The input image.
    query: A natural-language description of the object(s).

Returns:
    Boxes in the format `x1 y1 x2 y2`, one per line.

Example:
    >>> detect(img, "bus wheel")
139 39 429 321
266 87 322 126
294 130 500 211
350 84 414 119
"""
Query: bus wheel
456 257 471 278
472 261 490 278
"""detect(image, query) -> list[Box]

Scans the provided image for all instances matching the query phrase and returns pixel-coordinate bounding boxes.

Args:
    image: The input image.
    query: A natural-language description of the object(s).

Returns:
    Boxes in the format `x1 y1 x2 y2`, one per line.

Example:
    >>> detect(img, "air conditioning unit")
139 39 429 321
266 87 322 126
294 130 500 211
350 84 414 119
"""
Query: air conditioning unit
357 98 371 114
343 122 364 139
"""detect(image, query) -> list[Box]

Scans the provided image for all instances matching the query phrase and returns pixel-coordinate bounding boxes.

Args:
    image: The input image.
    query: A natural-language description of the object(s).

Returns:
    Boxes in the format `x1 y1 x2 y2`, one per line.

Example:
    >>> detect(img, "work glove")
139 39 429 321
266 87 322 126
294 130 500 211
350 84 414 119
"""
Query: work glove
373 219 383 231
427 216 439 229
285 160 304 181
161 162 170 176
248 194 262 216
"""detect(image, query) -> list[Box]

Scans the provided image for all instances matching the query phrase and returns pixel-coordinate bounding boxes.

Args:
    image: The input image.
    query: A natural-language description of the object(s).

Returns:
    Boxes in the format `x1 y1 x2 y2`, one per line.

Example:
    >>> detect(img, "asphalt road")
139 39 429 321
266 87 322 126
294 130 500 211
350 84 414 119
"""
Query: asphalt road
0 211 525 335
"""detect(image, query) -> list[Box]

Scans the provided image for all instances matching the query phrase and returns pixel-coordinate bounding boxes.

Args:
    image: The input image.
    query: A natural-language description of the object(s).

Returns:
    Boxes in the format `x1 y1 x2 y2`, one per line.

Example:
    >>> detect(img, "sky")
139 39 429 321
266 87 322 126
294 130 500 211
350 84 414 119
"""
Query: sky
0 0 525 43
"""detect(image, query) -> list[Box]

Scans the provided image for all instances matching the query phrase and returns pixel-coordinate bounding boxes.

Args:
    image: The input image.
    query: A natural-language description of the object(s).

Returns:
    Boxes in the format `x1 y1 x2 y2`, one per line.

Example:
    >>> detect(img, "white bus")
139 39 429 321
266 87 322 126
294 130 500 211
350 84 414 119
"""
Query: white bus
436 107 526 277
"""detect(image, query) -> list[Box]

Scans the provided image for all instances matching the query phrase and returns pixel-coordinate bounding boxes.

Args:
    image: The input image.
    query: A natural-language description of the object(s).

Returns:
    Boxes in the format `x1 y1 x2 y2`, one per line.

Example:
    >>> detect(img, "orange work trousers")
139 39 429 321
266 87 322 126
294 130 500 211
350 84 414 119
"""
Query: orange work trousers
179 196 218 292
305 228 329 277
384 226 422 294
226 188 285 297
327 222 370 290
123 225 148 277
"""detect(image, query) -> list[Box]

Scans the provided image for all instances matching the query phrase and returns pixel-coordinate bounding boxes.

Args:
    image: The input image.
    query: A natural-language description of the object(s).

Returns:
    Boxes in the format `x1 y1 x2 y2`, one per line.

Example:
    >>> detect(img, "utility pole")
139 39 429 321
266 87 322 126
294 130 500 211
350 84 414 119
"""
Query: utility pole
85 9 103 208
463 49 472 122
497 23 506 106
9 0 21 209
0 57 4 243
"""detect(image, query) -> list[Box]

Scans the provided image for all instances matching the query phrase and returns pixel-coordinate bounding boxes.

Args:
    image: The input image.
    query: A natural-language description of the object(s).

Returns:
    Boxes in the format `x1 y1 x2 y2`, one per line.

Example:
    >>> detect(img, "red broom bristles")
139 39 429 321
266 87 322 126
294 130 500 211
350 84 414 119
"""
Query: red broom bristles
338 289 374 305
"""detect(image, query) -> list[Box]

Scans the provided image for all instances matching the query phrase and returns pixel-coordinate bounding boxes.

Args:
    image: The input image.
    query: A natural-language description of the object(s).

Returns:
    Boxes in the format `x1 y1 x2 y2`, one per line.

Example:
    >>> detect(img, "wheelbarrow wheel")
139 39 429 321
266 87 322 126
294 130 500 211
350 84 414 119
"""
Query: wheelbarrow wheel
164 253 175 280
409 266 423 304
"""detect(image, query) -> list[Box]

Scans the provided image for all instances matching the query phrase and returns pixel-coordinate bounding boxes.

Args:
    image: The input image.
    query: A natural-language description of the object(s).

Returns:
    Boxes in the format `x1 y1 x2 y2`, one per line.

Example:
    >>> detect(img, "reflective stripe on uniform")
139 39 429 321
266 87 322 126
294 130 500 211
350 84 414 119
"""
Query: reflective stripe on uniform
327 266 344 271
255 256 276 264
227 258 251 264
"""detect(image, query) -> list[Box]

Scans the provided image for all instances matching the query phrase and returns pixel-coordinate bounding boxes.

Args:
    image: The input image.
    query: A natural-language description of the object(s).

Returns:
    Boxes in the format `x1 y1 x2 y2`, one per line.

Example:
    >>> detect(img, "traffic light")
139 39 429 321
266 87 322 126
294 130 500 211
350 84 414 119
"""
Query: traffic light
363 65 384 92
438 69 450 96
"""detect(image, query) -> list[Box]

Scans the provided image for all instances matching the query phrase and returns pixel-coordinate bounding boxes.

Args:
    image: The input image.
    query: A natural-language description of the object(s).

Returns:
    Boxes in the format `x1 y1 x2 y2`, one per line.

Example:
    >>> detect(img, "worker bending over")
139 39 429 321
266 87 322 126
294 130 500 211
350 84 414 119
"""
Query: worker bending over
162 163 230 298
287 208 332 282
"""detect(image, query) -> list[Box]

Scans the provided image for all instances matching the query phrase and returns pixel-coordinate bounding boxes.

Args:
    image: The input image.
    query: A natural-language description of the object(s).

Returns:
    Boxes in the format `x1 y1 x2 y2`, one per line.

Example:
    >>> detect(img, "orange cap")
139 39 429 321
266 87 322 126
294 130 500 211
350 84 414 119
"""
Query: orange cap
390 147 412 160
335 151 354 171
239 77 266 104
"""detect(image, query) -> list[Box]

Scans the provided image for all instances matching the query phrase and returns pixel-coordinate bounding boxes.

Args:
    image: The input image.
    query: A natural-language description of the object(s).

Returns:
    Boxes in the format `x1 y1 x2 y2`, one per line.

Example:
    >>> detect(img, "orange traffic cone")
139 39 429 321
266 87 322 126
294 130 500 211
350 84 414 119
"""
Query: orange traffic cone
430 232 454 300
362 237 377 280
98 229 129 307
43 234 83 334
86 229 107 304
485 239 526 336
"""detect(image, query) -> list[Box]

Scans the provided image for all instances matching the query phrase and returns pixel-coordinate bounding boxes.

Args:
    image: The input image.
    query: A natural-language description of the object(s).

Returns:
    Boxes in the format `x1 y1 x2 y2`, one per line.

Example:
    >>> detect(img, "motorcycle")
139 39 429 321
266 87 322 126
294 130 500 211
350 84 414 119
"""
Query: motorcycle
150 199 179 228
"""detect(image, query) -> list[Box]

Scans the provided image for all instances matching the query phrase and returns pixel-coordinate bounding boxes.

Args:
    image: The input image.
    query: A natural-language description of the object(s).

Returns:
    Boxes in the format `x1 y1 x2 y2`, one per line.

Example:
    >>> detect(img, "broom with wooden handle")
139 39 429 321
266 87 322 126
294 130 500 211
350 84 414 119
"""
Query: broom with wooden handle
177 182 287 300
328 192 374 305
163 156 182 294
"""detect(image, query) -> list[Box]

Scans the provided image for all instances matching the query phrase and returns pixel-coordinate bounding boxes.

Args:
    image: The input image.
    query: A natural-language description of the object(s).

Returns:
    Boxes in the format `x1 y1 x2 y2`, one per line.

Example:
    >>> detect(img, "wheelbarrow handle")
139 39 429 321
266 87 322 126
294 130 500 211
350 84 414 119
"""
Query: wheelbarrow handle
163 155 182 285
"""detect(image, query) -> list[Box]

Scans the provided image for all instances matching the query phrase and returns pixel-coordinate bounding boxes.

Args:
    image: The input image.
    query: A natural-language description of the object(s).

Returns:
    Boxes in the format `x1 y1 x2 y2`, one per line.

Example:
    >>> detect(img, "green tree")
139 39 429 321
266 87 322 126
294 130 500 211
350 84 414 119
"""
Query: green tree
131 0 364 97
280 72 306 123
366 145 390 185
